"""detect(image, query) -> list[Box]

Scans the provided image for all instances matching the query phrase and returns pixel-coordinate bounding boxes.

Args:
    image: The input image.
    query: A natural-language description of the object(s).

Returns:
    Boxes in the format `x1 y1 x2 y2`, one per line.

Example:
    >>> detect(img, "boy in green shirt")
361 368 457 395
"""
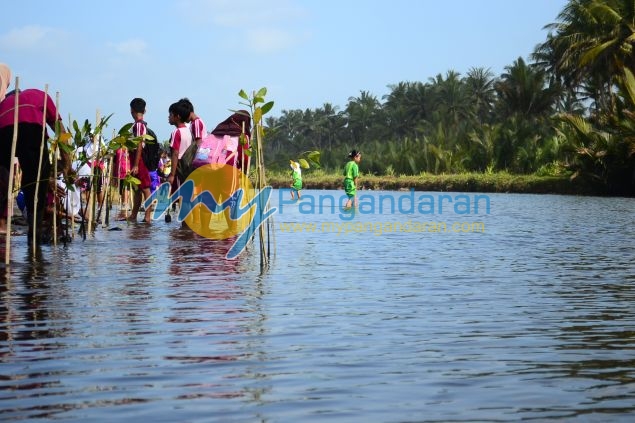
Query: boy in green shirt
343 150 361 209
290 160 303 200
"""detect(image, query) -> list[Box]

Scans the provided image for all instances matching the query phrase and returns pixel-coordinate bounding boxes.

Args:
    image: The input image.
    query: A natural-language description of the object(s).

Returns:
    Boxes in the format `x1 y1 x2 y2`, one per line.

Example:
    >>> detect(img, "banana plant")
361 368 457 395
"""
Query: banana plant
294 150 321 169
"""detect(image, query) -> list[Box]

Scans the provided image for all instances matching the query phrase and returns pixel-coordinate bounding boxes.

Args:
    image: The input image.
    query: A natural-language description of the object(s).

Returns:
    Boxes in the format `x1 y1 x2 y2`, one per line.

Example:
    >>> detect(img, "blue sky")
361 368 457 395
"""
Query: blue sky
1 0 568 141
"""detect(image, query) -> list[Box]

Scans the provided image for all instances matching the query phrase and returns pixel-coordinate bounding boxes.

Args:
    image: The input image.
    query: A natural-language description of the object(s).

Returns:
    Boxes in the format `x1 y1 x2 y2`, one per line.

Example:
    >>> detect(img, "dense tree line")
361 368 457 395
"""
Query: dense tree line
263 0 635 195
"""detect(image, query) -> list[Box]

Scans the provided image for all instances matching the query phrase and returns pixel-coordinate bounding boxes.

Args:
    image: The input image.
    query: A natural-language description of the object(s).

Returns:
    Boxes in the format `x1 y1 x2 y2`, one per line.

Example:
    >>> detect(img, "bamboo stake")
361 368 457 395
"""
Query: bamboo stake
255 117 269 269
66 112 75 239
78 184 86 240
5 77 19 265
32 84 48 248
105 128 117 225
52 92 60 246
116 146 131 220
124 148 130 218
85 111 98 232
95 143 110 227
85 164 93 232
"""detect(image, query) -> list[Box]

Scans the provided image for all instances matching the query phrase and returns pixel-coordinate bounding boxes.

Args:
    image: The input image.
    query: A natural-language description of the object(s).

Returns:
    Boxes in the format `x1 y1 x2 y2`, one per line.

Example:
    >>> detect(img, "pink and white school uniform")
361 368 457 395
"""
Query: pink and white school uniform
170 124 193 160
189 116 207 142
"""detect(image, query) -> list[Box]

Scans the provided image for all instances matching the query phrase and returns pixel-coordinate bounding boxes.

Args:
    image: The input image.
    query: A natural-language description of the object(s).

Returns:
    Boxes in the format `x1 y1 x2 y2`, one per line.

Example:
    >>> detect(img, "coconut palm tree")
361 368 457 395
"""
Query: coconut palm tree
427 71 473 134
540 0 635 111
464 67 497 125
345 91 382 145
496 57 556 120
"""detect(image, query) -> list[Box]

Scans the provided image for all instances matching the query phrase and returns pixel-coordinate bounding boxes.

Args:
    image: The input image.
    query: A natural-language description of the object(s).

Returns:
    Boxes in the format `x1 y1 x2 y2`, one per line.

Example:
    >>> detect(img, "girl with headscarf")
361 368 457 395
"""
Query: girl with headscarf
211 110 251 172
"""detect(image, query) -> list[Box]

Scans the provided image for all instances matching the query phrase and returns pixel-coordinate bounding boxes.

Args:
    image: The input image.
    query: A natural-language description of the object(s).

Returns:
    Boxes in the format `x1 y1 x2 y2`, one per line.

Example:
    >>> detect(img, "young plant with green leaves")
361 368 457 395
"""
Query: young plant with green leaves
53 115 148 236
237 87 275 270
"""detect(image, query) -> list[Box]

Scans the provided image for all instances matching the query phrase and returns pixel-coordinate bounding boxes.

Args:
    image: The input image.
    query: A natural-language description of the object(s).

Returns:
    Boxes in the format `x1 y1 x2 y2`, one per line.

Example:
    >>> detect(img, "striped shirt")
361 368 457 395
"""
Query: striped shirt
131 120 148 167
170 124 193 159
189 116 207 141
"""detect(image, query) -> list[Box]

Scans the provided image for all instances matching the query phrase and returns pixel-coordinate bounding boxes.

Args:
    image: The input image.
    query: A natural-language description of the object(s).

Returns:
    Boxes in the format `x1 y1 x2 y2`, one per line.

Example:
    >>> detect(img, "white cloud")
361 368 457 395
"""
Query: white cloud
108 39 148 56
0 25 68 50
175 0 308 54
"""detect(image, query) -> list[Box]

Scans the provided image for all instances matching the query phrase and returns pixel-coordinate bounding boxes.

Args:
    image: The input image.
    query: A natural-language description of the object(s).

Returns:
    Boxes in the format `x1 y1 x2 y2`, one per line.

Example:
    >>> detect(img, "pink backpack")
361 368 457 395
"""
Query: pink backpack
192 134 238 169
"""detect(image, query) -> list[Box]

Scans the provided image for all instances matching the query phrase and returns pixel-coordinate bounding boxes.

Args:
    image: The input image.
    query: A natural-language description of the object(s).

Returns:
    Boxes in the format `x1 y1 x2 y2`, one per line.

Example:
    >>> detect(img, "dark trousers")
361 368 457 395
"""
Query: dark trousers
0 123 51 239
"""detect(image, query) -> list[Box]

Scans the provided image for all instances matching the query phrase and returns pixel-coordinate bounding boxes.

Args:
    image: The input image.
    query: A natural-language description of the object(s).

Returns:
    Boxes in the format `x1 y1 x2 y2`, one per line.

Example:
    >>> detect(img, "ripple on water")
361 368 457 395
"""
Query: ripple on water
1 192 635 421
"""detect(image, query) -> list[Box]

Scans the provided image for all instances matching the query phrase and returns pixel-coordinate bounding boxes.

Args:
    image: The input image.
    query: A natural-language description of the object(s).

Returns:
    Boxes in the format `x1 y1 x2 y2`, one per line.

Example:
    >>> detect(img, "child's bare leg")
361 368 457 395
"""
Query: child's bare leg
142 188 152 222
129 190 141 222
290 188 295 200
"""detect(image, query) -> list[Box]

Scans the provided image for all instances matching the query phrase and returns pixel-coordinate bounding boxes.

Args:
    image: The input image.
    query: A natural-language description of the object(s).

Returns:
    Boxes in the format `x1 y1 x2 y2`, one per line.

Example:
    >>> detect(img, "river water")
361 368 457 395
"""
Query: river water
1 190 634 422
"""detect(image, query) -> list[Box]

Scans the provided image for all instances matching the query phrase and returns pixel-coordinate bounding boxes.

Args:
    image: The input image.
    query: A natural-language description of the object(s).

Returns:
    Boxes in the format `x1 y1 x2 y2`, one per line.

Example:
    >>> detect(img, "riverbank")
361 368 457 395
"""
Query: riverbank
265 171 603 196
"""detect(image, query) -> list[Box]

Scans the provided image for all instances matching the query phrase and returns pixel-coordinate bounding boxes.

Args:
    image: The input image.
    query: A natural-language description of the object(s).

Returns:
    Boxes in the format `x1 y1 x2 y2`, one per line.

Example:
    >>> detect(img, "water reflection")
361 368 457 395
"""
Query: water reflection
0 192 634 421
161 227 270 403
1 247 71 356
167 227 243 276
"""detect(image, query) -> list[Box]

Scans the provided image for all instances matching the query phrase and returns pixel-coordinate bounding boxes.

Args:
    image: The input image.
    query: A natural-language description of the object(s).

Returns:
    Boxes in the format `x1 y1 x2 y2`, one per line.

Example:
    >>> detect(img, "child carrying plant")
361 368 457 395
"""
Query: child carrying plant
343 150 361 209
290 160 302 200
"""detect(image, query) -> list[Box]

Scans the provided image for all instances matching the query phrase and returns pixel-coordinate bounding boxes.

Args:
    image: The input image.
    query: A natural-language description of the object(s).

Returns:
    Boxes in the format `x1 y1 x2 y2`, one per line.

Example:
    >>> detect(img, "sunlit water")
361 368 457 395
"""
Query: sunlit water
1 190 634 422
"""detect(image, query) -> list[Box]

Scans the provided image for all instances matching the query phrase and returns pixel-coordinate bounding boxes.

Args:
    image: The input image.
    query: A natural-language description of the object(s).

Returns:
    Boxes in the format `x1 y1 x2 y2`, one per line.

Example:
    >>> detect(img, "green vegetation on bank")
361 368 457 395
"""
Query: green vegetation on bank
265 170 601 196
261 0 635 197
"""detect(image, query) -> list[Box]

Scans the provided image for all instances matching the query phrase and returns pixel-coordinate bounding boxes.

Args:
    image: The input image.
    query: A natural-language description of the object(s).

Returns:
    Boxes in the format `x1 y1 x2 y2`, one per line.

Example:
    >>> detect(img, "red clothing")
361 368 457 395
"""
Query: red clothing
189 116 207 140
132 120 147 140
114 147 130 180
0 88 62 130
0 89 62 240
136 158 151 189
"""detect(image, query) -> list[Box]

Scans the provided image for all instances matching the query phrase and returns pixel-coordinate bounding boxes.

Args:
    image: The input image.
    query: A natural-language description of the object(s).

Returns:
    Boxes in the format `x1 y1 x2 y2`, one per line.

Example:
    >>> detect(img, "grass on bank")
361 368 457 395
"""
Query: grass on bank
264 168 601 196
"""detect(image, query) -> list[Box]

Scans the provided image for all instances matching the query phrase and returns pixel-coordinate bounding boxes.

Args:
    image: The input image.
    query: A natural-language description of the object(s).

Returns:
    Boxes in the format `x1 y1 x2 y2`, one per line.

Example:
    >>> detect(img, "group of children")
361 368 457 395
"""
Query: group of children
0 60 256 241
110 97 252 224
289 149 362 209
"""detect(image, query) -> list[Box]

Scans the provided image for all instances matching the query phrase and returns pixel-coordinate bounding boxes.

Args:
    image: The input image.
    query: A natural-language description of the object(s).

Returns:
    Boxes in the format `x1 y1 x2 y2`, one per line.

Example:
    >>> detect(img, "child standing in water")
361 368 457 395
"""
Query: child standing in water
290 160 302 200
343 150 361 209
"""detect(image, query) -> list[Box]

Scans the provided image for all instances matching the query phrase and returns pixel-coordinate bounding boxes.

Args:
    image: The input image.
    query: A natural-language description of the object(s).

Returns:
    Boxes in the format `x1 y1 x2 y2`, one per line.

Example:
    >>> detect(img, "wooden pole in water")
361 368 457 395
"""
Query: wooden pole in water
52 92 60 246
254 112 269 269
5 77 20 265
85 110 98 232
66 112 74 240
103 153 114 226
32 84 49 248
94 129 111 228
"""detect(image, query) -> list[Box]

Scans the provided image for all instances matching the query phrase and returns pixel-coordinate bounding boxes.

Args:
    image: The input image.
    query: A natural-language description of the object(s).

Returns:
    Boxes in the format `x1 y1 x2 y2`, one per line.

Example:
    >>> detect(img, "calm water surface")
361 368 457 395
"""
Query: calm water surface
1 190 634 422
